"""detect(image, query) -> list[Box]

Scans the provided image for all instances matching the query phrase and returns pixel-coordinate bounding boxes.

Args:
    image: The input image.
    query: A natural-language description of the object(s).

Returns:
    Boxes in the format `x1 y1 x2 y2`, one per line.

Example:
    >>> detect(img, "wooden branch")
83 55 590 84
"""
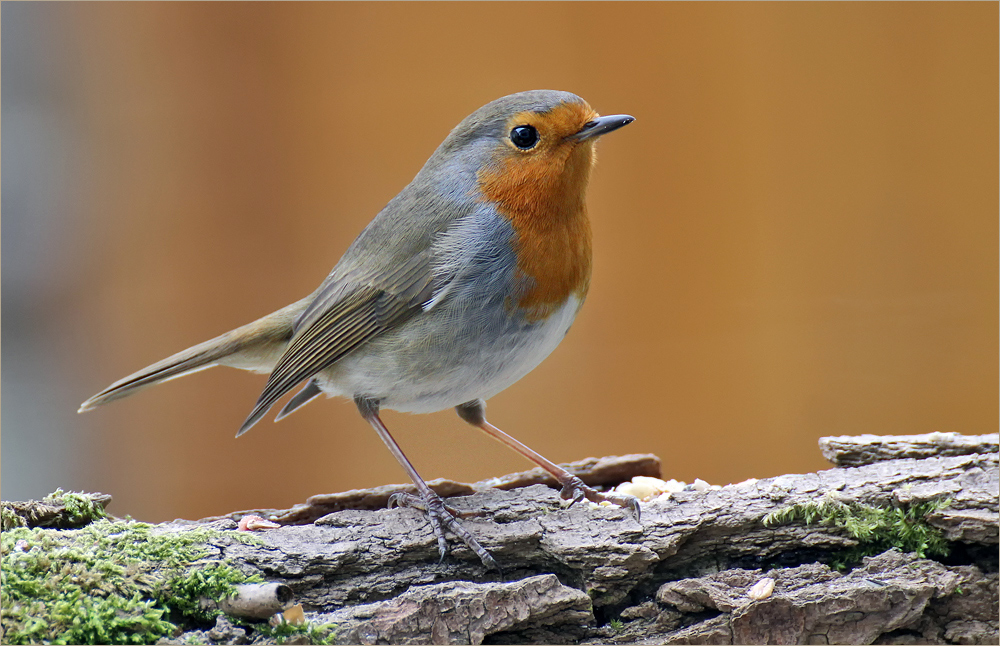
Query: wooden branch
3 440 997 644
193 438 996 644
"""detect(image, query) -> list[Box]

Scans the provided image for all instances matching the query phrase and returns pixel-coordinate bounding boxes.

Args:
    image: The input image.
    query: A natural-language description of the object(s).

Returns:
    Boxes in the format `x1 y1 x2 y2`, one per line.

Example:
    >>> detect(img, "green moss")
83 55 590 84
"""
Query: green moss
3 490 112 531
609 618 624 633
762 497 950 569
1 514 262 644
44 489 110 526
2 505 27 531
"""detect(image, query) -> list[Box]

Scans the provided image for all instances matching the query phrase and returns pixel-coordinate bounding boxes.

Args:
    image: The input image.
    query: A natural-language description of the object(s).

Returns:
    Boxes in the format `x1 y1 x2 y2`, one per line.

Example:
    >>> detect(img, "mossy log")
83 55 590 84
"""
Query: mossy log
2 436 997 645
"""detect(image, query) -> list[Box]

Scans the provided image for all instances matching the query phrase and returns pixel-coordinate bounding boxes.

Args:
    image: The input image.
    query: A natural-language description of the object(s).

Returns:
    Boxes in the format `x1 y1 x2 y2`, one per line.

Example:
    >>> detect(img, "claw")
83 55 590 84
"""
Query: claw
602 492 642 523
560 481 586 505
387 488 500 571
387 492 415 509
557 475 642 522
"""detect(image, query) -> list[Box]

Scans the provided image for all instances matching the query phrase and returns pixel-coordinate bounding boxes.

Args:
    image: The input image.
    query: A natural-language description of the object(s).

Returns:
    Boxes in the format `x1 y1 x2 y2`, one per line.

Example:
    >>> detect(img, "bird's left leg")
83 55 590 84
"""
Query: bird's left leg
355 396 499 570
455 399 640 521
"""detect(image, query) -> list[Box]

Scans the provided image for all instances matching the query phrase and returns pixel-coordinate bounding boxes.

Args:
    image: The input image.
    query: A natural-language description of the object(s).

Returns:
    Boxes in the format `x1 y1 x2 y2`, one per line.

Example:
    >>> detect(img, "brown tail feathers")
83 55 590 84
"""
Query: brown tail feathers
78 298 310 413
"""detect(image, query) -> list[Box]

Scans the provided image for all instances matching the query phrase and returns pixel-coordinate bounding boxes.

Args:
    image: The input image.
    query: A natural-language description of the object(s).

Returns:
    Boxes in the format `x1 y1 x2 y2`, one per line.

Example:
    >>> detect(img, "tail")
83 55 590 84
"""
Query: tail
78 298 311 413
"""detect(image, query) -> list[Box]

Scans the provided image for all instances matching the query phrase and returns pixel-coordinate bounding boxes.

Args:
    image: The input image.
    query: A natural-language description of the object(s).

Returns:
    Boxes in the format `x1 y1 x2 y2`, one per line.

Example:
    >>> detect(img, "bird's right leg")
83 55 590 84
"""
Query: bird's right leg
456 399 641 520
354 396 499 571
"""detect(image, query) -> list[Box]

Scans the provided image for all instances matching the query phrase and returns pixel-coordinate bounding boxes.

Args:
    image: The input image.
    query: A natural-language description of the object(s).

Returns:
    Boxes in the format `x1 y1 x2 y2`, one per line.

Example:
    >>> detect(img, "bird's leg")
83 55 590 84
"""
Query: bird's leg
456 399 641 521
354 396 499 570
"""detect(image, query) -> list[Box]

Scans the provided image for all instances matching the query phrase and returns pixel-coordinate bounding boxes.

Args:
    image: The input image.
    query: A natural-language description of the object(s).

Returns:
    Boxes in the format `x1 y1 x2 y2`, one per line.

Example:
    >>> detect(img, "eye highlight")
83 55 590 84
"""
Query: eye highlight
510 125 539 150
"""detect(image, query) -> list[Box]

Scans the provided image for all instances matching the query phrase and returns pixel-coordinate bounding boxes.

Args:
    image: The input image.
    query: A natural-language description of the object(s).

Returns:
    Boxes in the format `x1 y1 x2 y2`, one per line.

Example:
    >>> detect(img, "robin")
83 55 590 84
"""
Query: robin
80 89 636 569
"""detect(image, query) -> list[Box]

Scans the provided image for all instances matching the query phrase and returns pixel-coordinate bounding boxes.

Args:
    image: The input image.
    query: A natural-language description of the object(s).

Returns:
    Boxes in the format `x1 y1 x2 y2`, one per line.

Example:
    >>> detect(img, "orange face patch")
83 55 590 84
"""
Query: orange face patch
477 101 600 321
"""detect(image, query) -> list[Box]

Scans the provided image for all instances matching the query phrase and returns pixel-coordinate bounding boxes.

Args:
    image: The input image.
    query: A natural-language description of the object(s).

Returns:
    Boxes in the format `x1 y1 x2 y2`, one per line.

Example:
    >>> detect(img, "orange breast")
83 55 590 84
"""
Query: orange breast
477 117 597 322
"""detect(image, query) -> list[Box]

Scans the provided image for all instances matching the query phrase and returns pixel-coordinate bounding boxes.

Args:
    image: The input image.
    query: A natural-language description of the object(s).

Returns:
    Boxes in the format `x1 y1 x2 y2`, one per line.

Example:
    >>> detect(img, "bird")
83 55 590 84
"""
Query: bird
79 89 637 570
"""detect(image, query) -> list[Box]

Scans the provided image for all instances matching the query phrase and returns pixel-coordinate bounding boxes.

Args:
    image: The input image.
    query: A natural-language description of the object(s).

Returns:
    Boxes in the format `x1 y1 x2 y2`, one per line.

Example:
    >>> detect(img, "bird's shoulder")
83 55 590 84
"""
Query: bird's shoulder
296 172 484 331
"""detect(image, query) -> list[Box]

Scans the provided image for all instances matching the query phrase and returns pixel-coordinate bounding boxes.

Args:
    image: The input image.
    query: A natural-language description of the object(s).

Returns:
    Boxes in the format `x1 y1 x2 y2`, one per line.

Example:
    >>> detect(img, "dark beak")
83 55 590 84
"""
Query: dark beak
571 114 635 141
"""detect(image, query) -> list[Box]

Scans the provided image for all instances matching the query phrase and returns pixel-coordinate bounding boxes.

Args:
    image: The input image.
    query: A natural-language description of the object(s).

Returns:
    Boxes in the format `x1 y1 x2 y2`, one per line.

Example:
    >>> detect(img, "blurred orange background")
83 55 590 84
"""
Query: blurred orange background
3 3 996 522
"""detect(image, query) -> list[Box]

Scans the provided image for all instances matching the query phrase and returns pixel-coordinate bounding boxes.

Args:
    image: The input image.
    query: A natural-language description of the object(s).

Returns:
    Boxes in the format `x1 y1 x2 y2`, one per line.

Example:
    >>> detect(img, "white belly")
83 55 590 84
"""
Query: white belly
315 295 583 413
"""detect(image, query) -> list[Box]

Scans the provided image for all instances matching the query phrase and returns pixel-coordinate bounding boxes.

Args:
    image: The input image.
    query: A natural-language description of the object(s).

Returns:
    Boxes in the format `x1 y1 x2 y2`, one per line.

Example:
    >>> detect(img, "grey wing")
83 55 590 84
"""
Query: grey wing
236 250 437 436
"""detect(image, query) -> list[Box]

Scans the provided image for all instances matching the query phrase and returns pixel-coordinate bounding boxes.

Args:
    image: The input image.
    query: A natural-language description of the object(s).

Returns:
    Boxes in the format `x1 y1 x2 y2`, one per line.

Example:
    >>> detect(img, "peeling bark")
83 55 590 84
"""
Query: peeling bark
194 454 663 526
818 433 998 468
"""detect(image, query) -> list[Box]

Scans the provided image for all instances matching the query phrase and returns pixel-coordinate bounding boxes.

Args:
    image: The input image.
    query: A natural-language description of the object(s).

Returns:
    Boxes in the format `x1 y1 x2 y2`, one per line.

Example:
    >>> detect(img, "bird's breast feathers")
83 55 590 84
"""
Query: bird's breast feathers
427 196 591 325
474 119 597 321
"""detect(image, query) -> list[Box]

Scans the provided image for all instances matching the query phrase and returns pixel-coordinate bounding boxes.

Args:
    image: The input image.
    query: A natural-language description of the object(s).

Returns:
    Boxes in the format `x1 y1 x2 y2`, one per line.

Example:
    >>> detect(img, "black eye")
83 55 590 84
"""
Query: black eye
510 125 539 149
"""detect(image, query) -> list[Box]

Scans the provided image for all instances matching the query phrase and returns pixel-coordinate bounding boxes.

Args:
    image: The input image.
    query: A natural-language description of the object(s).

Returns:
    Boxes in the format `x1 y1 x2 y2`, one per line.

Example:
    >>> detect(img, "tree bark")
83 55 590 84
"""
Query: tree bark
4 439 997 644
818 433 998 468
185 436 998 645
